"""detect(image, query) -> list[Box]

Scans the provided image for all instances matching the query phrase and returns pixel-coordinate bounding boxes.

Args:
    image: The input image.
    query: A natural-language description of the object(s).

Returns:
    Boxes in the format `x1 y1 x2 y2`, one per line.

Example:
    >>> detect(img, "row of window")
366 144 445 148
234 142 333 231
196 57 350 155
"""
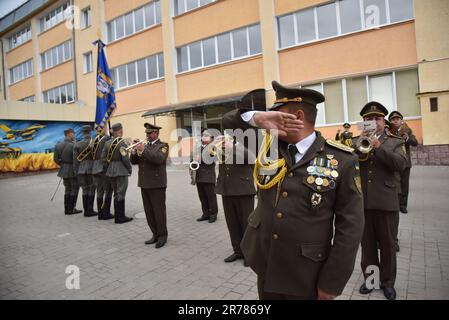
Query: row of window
177 24 261 73
278 0 414 49
9 60 33 85
301 69 420 126
42 82 76 104
174 0 216 16
40 40 72 71
8 26 32 50
39 2 71 33
107 0 161 43
21 96 35 103
110 53 165 90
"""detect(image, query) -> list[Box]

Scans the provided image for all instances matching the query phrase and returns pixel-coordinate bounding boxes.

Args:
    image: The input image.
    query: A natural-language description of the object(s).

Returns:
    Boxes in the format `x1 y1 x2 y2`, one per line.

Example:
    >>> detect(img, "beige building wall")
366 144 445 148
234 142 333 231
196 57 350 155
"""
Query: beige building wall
414 0 449 145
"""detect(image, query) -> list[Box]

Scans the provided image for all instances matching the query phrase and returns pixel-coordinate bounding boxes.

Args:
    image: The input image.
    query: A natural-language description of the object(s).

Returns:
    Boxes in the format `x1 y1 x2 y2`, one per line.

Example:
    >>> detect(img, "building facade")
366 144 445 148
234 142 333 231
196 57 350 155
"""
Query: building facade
1 0 448 163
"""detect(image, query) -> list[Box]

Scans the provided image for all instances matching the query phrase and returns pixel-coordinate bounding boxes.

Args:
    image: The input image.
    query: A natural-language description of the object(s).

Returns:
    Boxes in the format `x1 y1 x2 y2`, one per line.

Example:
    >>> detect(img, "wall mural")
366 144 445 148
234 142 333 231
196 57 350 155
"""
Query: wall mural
0 120 93 173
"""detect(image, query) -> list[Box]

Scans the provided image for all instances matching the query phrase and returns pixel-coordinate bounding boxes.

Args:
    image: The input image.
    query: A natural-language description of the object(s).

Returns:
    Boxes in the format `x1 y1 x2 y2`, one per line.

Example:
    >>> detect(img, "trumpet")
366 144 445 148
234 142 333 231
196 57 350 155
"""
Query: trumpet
355 131 379 154
208 134 234 163
119 139 148 156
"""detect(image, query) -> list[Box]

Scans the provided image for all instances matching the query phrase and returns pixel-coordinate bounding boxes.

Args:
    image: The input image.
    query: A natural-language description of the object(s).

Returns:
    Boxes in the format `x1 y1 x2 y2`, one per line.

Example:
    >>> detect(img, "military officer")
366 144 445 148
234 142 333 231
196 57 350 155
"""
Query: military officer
388 111 418 214
92 129 114 220
222 81 364 300
54 128 82 215
335 123 353 146
102 123 133 224
130 123 169 248
352 102 407 300
73 125 97 217
192 129 218 223
213 128 256 265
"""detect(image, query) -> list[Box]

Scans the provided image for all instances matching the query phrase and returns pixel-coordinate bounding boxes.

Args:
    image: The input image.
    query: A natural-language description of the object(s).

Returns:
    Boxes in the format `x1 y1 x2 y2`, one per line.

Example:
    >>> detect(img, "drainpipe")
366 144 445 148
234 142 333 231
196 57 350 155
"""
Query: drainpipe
0 39 7 100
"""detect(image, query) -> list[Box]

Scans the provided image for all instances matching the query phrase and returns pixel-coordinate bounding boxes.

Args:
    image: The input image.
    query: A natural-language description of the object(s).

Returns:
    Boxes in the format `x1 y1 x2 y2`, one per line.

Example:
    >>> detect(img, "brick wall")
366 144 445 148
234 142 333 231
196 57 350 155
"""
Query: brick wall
411 144 449 166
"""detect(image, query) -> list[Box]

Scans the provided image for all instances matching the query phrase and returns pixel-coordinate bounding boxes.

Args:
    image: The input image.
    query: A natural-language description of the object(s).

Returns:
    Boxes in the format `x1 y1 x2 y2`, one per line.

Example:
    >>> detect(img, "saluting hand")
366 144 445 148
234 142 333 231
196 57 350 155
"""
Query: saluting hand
253 111 304 137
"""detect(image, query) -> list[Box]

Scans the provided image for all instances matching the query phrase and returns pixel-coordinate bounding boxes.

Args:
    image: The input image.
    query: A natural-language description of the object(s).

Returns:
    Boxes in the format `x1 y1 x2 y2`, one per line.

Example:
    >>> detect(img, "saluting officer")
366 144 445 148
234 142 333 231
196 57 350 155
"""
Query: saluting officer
54 128 82 215
192 129 218 223
130 123 169 248
102 123 133 224
73 125 97 217
388 111 418 214
222 81 364 300
353 102 407 300
92 129 114 220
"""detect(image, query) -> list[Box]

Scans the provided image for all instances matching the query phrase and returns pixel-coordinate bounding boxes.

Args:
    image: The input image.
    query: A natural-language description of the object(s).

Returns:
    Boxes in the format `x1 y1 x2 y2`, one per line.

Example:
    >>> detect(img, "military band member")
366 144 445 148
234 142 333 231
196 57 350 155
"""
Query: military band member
353 102 407 300
92 130 114 220
222 81 364 300
73 125 97 217
214 132 256 265
54 128 82 215
130 123 169 248
388 111 418 214
192 129 218 223
102 123 133 224
335 123 353 146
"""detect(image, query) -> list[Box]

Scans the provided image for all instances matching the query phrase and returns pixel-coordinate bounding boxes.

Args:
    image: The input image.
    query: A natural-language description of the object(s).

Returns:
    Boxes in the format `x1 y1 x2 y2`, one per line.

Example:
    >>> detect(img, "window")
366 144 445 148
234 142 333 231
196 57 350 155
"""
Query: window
277 0 414 49
346 76 367 122
43 83 75 104
107 1 160 43
430 98 438 112
81 7 91 29
323 80 344 124
389 0 414 23
302 84 325 125
83 51 93 73
8 26 32 50
317 2 338 39
9 59 33 84
369 74 394 113
175 0 215 16
395 69 419 117
177 24 262 72
21 96 35 103
296 8 316 43
41 40 72 70
111 53 164 89
40 2 71 33
339 0 362 34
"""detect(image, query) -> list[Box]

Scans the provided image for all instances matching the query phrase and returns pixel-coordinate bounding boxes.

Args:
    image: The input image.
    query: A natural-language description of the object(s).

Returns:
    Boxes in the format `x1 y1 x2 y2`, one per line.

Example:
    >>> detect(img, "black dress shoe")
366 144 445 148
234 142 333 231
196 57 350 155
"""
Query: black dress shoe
145 237 158 245
196 215 210 222
73 208 82 214
155 239 166 249
102 213 114 220
224 253 244 263
382 287 396 300
244 260 249 267
208 215 217 223
115 216 133 224
400 207 408 214
359 283 373 295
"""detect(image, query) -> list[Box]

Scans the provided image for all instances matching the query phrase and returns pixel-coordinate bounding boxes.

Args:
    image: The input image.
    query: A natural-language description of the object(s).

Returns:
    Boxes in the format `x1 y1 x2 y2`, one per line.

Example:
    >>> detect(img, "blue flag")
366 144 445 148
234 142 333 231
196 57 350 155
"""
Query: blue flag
94 40 117 134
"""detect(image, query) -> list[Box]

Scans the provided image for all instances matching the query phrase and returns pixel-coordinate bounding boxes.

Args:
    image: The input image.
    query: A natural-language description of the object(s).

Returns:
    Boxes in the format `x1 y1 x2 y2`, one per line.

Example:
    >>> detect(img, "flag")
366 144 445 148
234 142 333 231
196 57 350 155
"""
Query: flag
93 40 117 134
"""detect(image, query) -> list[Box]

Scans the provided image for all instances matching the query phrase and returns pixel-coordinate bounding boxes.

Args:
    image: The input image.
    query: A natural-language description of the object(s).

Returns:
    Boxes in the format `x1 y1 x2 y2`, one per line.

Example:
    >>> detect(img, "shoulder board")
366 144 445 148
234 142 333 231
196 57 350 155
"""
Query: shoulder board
326 139 354 153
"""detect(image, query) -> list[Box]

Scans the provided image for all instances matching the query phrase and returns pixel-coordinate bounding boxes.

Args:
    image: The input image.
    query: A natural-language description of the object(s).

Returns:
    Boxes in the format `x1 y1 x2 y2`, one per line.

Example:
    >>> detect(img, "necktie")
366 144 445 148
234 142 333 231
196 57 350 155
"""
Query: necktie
288 144 299 163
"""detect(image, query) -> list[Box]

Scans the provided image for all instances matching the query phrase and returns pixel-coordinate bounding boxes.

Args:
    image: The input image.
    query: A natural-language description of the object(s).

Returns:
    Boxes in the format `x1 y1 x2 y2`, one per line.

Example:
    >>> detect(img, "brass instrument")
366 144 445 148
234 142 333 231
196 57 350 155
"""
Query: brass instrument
355 131 380 154
208 134 234 164
397 122 411 140
189 161 199 185
119 139 147 156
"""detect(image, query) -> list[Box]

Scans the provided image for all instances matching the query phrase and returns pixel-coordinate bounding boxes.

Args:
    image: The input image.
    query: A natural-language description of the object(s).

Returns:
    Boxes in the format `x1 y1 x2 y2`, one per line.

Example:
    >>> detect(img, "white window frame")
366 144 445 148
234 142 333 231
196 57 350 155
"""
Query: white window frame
81 6 92 29
83 51 93 74
9 59 34 85
39 2 70 33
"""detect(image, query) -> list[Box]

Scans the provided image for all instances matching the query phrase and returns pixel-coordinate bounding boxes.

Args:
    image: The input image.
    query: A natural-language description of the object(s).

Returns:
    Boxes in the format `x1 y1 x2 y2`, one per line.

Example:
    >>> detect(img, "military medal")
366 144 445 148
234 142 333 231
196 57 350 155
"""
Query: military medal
330 159 338 166
326 154 334 160
315 177 323 186
307 166 315 173
317 167 324 174
331 170 339 178
307 176 315 184
322 178 329 187
329 180 336 189
311 193 322 208
324 169 331 176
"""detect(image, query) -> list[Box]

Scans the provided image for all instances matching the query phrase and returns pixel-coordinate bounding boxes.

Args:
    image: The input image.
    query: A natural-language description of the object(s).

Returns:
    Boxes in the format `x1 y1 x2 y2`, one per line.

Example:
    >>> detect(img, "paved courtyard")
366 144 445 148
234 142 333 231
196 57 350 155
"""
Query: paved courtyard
0 165 448 300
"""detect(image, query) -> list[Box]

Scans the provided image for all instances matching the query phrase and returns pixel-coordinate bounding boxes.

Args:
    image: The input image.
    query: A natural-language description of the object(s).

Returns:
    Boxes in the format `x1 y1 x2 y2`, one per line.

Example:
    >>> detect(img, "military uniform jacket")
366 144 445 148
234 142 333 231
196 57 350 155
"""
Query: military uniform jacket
130 140 168 189
222 109 364 297
390 126 418 168
191 145 217 184
352 133 407 211
54 138 76 178
214 143 256 196
102 137 132 177
73 135 94 175
91 135 110 175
